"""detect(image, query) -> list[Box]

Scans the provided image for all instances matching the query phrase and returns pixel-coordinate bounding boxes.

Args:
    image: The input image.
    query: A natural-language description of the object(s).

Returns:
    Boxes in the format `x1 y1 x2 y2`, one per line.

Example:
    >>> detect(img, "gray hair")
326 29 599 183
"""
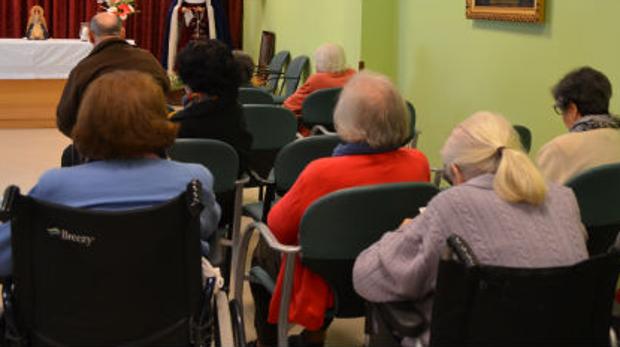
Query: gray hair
90 12 122 38
314 43 347 73
334 71 410 148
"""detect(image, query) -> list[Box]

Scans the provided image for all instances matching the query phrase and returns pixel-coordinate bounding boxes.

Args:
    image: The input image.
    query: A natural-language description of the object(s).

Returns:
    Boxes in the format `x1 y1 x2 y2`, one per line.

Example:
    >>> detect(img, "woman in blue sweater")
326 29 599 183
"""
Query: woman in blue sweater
0 70 220 276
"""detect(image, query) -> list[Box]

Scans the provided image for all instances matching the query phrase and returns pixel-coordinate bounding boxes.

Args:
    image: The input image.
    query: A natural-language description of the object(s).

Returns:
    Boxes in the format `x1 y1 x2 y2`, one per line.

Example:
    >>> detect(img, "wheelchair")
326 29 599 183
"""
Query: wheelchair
0 180 245 347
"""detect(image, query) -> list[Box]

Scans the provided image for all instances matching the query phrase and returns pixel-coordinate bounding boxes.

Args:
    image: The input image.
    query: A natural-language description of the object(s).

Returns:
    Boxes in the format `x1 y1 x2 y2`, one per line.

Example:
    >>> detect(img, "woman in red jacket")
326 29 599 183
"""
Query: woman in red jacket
250 72 430 347
283 43 356 115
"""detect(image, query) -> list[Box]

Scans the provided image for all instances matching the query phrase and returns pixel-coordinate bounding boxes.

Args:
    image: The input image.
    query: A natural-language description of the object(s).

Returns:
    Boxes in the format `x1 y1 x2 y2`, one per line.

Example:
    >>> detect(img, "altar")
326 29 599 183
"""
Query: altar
0 39 92 128
0 39 92 79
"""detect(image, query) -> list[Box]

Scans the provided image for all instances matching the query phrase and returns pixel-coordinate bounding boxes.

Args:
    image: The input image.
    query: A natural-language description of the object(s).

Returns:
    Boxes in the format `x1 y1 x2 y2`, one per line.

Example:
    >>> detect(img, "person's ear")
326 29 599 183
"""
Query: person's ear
88 31 95 44
563 102 582 129
451 164 466 185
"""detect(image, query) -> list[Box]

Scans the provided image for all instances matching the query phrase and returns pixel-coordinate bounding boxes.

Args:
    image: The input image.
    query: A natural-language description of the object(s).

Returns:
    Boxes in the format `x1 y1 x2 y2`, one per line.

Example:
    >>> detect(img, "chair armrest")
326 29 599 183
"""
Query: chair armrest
232 221 300 347
310 125 336 136
248 170 274 186
369 301 427 339
228 174 251 285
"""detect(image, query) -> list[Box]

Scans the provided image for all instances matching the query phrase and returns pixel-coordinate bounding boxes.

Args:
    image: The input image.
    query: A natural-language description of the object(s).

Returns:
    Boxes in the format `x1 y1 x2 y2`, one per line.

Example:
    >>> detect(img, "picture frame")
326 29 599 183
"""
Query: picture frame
466 0 545 23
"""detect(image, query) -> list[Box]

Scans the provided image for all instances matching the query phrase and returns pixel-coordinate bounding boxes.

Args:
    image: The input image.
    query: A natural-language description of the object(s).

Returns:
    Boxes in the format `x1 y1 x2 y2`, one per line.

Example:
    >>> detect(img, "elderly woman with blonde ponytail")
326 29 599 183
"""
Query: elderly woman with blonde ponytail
353 112 588 346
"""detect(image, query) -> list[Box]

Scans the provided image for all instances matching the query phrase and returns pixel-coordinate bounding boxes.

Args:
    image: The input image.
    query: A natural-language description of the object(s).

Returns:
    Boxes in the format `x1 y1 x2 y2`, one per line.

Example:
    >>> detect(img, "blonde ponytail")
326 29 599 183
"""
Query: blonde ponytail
494 148 547 205
441 111 548 205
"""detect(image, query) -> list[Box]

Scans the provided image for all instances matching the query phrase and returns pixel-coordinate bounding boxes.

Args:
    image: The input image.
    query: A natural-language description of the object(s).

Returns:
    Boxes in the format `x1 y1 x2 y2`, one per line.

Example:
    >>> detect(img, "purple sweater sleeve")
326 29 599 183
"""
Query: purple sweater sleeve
353 206 445 302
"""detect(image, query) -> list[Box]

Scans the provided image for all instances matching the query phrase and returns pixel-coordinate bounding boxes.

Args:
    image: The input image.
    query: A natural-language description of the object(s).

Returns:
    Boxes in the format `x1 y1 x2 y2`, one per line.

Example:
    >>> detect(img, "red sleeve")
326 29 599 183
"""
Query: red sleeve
267 161 328 245
282 75 320 115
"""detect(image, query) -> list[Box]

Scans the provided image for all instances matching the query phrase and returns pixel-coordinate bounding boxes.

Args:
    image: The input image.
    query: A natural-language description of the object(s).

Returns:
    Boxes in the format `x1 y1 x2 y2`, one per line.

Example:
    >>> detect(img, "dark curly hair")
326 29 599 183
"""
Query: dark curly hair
177 39 240 102
552 66 612 115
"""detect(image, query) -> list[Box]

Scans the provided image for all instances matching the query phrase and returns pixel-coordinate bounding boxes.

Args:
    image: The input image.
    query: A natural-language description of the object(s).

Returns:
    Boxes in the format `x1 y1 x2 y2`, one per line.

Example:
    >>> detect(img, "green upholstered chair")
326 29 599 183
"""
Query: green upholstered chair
404 101 419 147
239 87 274 105
242 105 298 180
242 134 341 222
263 50 291 95
300 87 342 134
565 162 620 255
169 139 248 281
232 182 440 347
513 124 532 153
272 55 310 104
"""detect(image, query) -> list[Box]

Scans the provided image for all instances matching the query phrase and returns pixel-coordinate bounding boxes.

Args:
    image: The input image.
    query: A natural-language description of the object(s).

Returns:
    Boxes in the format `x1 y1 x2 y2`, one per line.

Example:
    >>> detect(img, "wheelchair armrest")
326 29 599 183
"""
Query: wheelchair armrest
0 186 19 223
370 301 427 339
445 234 479 267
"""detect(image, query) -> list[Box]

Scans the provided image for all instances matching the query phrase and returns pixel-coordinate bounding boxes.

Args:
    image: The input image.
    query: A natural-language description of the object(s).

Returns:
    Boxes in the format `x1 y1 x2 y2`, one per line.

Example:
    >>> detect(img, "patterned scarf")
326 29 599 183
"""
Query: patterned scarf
570 114 620 133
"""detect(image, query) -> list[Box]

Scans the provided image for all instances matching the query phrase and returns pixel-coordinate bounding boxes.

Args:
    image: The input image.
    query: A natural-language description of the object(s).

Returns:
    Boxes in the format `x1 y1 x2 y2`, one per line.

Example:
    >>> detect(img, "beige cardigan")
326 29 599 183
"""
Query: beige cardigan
537 128 620 183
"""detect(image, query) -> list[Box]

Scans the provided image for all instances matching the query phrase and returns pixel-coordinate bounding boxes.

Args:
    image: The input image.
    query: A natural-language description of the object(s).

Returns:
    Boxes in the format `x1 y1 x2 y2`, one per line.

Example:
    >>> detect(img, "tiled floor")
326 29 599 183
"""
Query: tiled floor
0 128 364 346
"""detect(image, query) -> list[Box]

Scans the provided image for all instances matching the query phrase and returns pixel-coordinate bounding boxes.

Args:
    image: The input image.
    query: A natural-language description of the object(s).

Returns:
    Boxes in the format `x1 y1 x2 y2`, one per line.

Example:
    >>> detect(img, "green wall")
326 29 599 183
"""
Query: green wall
243 0 361 73
398 0 620 166
361 0 398 81
243 0 620 166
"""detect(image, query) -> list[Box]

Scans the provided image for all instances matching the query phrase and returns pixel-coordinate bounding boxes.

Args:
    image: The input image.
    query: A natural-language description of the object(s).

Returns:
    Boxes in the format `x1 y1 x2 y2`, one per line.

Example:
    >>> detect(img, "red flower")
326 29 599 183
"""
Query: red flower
118 3 131 15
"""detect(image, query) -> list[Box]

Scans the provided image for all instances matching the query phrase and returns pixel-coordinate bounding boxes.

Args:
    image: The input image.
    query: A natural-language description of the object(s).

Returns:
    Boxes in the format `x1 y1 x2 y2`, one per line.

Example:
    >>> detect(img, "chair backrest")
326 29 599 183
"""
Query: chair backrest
264 50 291 94
300 88 342 129
431 242 620 346
169 139 239 194
406 101 416 136
238 87 274 105
281 55 310 98
242 105 298 151
400 101 417 146
513 124 532 153
299 182 440 317
273 135 341 195
4 182 205 346
565 162 620 255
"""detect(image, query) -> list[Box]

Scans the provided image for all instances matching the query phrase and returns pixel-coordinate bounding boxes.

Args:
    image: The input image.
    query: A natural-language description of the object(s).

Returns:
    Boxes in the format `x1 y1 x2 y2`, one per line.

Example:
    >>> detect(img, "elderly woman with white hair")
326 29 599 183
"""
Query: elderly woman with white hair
283 42 356 116
249 71 430 347
353 112 588 346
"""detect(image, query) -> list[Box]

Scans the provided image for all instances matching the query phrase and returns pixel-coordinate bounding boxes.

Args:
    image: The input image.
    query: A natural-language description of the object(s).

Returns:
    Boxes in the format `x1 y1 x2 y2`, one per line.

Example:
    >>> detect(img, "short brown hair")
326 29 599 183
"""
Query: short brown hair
73 70 178 159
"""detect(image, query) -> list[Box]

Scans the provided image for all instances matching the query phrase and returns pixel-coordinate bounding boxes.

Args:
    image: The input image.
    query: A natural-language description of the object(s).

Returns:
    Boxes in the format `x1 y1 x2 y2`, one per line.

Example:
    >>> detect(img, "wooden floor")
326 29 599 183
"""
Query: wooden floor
0 79 65 128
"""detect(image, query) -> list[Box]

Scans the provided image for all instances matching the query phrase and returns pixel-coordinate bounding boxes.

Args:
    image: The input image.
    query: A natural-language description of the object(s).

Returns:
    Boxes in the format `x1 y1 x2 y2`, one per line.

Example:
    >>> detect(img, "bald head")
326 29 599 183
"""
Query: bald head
90 12 123 44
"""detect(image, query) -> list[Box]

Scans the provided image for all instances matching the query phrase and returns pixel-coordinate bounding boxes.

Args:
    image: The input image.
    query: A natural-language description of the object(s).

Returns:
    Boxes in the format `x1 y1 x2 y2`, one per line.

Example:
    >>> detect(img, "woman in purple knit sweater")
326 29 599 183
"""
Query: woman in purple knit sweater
353 111 588 346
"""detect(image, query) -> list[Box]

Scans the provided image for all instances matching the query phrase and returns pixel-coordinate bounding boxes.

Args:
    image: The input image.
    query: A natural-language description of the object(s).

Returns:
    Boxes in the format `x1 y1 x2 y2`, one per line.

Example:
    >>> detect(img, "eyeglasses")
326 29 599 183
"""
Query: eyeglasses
552 104 563 116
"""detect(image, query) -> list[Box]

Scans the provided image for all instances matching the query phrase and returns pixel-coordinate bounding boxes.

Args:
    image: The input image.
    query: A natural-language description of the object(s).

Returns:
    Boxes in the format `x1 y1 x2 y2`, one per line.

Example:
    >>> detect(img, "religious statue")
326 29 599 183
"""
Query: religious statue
26 5 50 40
165 0 218 74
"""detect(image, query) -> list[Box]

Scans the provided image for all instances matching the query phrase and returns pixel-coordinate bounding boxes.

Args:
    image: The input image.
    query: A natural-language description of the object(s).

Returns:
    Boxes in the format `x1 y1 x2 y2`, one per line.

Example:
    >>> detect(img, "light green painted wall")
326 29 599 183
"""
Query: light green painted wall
243 0 362 72
398 0 620 166
243 0 620 168
360 0 398 80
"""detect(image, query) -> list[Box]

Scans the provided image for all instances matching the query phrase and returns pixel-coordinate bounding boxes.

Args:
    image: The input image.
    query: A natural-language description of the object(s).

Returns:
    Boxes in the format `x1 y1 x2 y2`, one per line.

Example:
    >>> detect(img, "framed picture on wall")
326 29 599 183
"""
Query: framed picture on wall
466 0 545 23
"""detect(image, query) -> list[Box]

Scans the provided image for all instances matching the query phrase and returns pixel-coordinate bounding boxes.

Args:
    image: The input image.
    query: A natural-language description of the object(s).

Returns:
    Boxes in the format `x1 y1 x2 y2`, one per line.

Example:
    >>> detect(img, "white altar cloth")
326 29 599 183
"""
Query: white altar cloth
0 39 93 79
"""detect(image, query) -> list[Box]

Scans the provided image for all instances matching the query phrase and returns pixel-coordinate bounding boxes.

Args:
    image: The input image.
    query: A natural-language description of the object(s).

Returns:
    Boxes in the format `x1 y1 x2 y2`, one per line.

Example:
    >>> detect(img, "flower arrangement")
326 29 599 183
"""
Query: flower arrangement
97 0 137 21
